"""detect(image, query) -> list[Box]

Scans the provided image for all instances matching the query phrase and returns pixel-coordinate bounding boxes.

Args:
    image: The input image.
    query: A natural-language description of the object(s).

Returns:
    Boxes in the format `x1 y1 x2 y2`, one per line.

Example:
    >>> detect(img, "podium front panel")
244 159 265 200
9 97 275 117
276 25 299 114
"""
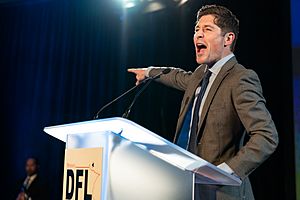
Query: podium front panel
66 131 194 200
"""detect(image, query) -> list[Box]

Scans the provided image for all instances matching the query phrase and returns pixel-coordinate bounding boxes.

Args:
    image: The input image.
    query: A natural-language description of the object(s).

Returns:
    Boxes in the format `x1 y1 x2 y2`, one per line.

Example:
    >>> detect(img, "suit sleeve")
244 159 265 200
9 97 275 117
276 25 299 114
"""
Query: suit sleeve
148 67 193 91
226 69 279 180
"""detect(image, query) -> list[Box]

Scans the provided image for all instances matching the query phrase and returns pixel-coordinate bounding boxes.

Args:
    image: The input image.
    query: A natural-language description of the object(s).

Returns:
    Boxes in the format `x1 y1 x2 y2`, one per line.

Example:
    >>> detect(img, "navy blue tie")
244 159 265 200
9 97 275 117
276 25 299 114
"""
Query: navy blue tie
176 69 212 151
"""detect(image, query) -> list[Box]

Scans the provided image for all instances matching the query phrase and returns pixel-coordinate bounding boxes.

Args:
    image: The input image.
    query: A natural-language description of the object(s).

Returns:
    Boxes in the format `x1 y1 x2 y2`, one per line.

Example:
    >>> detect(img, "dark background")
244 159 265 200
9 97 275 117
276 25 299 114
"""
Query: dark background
0 0 296 199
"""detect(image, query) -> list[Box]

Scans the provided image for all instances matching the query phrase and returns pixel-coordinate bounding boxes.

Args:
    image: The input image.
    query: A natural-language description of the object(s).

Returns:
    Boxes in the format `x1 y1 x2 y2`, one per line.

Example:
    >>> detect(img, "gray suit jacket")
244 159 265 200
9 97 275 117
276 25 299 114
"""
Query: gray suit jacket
148 57 279 200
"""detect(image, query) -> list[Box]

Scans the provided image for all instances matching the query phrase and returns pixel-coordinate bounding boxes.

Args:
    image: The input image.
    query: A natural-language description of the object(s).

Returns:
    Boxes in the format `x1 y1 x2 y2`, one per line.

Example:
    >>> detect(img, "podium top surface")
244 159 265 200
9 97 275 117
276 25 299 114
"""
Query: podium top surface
45 117 170 143
44 117 202 166
44 117 242 186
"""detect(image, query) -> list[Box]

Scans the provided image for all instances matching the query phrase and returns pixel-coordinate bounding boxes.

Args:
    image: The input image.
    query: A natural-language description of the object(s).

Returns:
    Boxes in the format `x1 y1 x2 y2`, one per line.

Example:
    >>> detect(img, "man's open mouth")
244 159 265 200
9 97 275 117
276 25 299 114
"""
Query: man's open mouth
196 43 207 53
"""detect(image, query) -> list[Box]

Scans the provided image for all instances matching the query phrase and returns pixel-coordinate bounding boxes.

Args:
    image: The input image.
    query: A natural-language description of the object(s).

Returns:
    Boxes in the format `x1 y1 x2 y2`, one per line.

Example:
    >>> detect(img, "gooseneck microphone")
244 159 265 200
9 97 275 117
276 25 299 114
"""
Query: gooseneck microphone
122 68 171 118
93 68 171 120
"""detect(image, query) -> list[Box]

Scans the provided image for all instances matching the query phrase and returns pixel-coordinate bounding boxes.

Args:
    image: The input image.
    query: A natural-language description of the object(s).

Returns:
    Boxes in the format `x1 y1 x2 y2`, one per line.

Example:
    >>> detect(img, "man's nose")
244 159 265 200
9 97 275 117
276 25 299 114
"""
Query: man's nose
194 30 204 39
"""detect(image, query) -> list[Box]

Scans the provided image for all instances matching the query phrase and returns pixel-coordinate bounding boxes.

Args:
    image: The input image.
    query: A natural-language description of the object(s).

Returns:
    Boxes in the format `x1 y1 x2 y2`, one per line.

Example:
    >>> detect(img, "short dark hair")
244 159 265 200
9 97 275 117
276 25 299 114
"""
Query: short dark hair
27 157 39 166
196 5 239 51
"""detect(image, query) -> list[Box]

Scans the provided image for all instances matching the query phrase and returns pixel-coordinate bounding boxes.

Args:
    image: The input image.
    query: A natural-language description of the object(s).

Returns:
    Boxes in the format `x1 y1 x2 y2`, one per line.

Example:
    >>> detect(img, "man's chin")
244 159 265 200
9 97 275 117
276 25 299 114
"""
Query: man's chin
196 54 208 64
196 58 206 65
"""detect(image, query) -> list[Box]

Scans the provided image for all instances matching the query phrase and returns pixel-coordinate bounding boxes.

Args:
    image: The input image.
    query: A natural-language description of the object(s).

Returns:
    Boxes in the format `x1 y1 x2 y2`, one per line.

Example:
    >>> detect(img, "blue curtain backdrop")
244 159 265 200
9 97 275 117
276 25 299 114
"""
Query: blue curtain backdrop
0 0 295 199
0 1 187 198
291 0 300 197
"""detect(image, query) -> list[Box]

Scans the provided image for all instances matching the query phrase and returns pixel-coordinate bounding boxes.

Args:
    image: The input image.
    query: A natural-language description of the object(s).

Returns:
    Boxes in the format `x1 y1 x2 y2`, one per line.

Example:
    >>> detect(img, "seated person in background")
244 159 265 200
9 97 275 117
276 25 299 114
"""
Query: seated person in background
16 157 45 200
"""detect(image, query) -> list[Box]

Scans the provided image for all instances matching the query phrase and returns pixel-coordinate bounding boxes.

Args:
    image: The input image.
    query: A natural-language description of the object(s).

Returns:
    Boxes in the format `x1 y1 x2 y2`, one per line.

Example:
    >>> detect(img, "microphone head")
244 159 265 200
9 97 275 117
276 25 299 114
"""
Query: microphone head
150 68 171 80
162 68 171 74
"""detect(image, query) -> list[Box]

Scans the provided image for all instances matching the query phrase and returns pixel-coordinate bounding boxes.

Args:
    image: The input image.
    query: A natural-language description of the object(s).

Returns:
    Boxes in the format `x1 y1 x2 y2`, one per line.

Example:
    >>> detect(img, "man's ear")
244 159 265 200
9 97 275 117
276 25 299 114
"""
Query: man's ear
224 32 235 47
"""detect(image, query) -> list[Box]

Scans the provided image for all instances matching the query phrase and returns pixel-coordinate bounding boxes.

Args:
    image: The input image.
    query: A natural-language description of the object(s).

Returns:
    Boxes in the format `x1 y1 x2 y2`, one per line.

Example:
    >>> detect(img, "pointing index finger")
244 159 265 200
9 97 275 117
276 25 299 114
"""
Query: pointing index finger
127 68 137 72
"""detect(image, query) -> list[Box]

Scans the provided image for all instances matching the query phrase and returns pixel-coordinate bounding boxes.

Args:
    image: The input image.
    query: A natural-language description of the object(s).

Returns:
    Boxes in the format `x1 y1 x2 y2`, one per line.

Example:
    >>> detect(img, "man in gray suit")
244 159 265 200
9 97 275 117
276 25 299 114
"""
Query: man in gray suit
128 5 278 200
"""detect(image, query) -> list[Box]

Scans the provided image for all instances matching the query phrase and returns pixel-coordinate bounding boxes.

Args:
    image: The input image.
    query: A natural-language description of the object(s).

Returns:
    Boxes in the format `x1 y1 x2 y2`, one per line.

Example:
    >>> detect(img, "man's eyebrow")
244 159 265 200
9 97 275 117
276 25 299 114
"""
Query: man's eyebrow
203 24 215 29
194 24 215 29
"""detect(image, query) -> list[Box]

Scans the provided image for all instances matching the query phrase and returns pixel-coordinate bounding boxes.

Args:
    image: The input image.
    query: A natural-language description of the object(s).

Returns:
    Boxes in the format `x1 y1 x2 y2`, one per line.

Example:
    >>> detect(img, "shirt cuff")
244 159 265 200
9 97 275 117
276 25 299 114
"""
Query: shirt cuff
218 162 241 180
218 162 234 174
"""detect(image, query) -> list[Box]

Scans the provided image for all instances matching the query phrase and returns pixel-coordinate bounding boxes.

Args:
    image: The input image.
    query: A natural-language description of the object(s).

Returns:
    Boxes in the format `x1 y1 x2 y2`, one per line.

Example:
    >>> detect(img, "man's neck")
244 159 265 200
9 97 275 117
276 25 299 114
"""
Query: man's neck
205 52 234 68
27 173 37 178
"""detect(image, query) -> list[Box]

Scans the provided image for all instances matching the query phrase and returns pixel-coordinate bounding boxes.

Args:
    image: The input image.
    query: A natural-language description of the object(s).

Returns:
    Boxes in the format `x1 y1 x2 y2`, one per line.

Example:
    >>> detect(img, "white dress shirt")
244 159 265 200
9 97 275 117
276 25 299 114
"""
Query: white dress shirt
23 174 37 189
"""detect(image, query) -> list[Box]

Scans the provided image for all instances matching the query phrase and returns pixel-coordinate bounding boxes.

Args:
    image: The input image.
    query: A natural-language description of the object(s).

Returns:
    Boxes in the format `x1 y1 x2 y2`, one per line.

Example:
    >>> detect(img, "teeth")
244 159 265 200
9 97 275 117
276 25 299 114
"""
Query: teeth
196 43 206 48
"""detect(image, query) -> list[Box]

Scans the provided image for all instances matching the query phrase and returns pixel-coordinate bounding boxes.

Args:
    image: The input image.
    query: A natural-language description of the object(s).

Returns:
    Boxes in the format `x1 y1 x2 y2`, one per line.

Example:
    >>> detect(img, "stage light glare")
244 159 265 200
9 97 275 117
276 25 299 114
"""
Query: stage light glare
122 0 137 8
120 0 189 12
125 2 136 8
144 2 165 13
177 0 188 6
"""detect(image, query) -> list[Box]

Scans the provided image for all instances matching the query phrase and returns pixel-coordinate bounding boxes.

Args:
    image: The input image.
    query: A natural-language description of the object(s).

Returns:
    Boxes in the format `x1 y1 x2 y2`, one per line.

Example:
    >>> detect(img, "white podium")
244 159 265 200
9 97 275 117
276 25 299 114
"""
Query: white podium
44 117 241 200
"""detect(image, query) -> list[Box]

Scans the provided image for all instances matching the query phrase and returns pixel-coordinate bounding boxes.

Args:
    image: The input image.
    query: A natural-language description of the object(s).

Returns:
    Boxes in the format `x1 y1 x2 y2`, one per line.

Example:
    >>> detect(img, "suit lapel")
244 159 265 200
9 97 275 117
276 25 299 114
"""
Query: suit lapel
184 64 207 112
174 65 206 142
197 57 238 133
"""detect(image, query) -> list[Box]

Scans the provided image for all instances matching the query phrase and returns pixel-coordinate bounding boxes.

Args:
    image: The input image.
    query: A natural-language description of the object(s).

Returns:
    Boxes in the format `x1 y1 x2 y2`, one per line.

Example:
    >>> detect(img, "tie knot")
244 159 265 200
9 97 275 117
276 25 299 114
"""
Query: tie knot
204 69 212 77
201 69 212 85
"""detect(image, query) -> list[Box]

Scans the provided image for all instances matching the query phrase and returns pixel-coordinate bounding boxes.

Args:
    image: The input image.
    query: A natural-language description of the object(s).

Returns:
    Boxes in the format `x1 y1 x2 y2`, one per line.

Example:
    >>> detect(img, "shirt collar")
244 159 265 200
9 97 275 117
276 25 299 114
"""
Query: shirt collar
27 174 37 181
208 53 234 75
